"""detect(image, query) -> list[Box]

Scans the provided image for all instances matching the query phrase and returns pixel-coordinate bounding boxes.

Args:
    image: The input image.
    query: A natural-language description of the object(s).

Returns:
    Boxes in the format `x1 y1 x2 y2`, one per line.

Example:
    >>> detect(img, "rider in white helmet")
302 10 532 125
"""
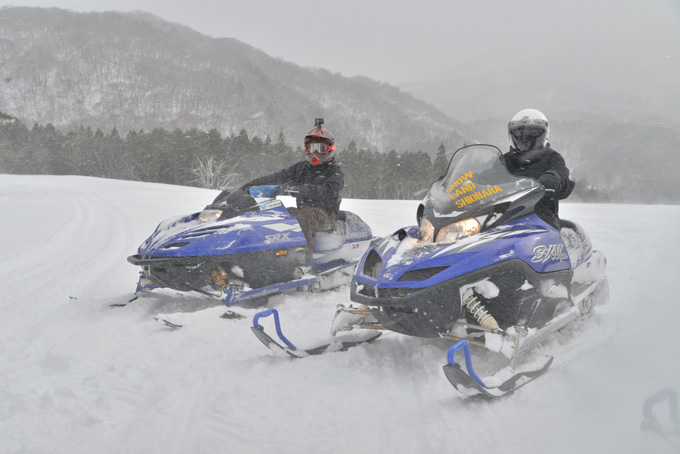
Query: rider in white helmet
503 109 574 229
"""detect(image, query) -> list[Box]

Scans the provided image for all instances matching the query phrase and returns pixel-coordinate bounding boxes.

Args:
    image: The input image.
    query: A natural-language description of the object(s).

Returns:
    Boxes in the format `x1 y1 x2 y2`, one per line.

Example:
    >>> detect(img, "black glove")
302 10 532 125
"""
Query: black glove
295 184 313 198
538 172 561 192
272 185 289 196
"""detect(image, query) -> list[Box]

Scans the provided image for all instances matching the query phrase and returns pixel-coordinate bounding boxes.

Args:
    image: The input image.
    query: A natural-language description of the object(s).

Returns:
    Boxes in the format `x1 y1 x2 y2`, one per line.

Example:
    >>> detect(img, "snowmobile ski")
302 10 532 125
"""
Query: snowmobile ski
153 309 247 329
221 310 246 320
442 339 553 399
641 388 680 445
251 308 381 358
155 317 183 330
110 293 140 308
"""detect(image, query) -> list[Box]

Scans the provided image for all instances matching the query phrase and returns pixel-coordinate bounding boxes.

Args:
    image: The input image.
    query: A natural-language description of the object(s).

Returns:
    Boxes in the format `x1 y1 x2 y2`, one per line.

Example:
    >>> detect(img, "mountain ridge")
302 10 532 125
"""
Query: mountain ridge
0 6 468 154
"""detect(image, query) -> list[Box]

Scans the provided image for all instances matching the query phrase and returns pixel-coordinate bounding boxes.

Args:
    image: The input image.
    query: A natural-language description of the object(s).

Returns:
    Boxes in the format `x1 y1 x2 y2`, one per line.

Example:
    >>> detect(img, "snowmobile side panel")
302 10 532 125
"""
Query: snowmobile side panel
354 215 571 294
139 206 306 259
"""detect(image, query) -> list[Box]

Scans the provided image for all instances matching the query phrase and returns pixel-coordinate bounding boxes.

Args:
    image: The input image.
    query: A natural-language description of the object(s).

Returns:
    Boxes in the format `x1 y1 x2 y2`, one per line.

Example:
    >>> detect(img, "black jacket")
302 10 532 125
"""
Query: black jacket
243 159 344 216
503 145 574 224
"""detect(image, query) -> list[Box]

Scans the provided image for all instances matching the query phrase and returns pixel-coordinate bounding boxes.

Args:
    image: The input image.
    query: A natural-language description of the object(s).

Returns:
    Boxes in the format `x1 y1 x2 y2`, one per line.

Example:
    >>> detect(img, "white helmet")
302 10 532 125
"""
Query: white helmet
508 109 549 152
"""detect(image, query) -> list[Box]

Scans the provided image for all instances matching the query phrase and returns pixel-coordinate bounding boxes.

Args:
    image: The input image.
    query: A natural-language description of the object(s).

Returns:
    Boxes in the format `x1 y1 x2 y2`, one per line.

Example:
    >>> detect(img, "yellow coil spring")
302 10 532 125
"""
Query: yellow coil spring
210 266 229 288
463 292 500 331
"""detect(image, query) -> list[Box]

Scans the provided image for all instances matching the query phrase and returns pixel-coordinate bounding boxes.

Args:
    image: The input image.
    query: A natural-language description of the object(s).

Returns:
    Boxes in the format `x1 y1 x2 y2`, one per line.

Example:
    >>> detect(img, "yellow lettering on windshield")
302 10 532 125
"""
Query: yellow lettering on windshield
450 181 476 199
446 171 473 194
447 170 503 207
454 185 503 208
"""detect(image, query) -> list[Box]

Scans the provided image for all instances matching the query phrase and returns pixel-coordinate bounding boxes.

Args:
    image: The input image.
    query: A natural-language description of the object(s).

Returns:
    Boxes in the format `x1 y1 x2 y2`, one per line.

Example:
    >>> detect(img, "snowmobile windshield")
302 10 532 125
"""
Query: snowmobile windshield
426 144 541 220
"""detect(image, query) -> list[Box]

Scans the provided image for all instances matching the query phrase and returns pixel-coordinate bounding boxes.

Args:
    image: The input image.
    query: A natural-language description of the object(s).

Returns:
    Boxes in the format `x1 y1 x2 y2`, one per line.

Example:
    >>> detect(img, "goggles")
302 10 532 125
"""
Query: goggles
305 142 334 155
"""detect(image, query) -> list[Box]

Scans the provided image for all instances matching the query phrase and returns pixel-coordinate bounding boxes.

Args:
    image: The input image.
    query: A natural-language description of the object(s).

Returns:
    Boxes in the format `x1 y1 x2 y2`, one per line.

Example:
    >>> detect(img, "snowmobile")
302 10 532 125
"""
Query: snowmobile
251 144 608 398
127 185 375 309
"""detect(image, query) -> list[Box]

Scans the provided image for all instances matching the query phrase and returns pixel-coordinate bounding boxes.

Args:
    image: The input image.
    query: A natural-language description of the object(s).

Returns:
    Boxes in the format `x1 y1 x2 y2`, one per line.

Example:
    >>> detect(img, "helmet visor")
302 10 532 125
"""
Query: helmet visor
305 142 332 155
510 126 544 142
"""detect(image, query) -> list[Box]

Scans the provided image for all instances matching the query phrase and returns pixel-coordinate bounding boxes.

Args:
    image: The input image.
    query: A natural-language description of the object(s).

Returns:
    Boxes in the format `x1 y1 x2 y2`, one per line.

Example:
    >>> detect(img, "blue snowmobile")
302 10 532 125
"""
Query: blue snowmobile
127 186 375 308
251 144 608 398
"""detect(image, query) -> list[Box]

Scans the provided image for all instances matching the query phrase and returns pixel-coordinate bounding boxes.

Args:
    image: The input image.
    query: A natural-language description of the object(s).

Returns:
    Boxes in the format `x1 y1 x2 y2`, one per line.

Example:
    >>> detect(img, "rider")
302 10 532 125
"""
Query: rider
240 118 344 265
503 109 574 229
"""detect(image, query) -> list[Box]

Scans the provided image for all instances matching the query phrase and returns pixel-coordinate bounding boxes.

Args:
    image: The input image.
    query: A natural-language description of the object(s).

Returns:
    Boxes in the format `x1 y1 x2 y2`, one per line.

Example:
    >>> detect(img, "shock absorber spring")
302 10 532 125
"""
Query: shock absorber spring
463 290 499 331
210 265 229 288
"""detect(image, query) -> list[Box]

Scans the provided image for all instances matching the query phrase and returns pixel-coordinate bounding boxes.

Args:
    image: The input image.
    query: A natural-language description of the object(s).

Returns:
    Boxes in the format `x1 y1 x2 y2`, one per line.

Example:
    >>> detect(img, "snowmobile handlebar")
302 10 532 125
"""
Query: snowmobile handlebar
273 185 300 197
245 184 301 198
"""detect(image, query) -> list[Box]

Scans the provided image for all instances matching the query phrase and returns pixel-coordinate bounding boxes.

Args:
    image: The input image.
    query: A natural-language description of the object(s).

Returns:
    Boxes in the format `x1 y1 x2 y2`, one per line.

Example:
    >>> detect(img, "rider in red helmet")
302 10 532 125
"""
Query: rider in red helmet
241 118 344 265
303 119 336 167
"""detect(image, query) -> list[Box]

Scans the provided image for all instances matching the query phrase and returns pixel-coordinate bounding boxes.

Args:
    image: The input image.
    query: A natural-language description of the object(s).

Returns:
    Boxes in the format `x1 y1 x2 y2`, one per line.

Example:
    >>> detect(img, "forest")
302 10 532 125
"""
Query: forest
0 117 450 200
1 116 674 204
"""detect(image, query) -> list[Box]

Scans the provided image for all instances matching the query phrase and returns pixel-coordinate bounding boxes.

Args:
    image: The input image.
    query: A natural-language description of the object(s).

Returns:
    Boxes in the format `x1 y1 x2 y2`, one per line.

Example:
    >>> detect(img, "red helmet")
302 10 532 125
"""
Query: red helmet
304 118 336 166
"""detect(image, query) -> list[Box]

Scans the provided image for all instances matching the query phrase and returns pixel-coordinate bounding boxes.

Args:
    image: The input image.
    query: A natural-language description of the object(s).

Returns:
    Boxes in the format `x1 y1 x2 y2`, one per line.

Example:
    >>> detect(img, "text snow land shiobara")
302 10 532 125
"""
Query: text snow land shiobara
447 171 503 208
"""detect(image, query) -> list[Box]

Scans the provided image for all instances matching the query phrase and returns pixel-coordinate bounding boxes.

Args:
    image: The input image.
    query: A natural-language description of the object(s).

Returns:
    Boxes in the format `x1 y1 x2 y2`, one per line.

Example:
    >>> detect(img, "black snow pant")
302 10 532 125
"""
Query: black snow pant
288 207 337 265
535 196 562 230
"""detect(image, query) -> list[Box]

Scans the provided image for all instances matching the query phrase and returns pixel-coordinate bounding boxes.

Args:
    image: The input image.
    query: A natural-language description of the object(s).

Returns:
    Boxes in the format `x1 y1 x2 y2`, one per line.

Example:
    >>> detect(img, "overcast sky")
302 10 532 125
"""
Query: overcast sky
5 0 680 87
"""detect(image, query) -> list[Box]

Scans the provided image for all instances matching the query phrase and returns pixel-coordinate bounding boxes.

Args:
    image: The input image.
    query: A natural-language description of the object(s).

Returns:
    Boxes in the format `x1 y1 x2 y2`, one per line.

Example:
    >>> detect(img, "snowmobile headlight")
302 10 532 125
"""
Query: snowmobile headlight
418 218 435 243
435 218 480 243
198 208 222 223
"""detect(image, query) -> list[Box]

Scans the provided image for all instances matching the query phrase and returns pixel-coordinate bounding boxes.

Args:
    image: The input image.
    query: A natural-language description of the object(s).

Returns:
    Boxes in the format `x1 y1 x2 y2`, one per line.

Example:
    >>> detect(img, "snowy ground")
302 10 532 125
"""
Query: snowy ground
1 174 679 454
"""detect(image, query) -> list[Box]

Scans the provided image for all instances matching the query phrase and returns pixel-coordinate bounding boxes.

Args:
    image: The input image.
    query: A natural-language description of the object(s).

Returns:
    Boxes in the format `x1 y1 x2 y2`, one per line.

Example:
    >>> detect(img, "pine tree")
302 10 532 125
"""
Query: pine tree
432 142 449 181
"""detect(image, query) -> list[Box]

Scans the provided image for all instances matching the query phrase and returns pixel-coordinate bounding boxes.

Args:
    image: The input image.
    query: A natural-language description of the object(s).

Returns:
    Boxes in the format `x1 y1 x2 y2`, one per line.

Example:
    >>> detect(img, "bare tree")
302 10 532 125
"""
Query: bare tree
191 155 240 190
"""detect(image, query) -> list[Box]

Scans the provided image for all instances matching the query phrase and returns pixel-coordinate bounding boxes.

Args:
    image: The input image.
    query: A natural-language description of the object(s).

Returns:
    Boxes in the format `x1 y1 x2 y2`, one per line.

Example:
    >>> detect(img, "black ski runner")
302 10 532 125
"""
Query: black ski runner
109 293 140 308
153 310 246 329
442 339 553 399
251 308 381 358
155 317 183 330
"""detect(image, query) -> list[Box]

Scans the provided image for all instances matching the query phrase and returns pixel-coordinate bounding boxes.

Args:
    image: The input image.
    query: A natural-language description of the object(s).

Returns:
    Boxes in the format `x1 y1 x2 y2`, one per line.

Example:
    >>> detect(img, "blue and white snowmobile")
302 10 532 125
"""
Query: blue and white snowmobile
127 186 375 309
252 144 608 398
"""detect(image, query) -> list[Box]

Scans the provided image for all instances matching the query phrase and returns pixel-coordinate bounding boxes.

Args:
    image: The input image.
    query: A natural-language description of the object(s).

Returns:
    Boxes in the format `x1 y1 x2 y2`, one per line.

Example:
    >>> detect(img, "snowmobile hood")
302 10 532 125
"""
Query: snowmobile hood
136 204 306 258
356 214 570 290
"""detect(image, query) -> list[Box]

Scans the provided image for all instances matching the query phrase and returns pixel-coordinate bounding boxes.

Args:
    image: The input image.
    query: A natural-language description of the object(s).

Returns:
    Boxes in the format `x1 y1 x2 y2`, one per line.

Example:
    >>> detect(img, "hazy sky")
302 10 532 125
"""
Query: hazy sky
5 0 680 86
